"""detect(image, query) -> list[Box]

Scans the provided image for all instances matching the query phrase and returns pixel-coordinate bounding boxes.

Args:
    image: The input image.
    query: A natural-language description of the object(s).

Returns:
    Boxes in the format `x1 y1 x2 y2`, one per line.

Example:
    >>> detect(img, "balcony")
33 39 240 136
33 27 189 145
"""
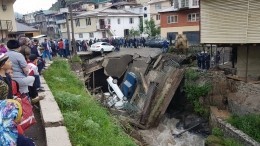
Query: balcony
97 24 110 30
0 20 12 31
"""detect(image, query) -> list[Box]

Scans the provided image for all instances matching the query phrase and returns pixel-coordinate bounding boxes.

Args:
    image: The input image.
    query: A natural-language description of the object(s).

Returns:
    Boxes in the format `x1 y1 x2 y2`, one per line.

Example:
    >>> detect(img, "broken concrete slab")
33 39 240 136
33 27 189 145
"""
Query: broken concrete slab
45 126 72 146
39 91 64 127
103 55 132 78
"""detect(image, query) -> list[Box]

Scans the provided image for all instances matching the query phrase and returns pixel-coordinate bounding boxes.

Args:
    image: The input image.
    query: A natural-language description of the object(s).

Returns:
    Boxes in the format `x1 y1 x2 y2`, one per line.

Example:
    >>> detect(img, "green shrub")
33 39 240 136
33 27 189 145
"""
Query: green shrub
212 128 224 137
184 69 211 117
228 114 260 142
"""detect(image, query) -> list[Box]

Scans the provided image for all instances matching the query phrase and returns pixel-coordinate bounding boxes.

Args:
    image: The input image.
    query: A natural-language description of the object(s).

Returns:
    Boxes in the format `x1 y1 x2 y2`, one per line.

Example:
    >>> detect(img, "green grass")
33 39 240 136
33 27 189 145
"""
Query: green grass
206 128 243 146
227 114 260 143
43 60 136 146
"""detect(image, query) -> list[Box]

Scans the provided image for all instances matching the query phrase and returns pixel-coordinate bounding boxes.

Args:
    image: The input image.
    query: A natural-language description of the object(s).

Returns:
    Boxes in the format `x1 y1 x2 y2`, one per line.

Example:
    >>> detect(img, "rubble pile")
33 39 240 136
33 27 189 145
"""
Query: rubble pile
81 53 186 129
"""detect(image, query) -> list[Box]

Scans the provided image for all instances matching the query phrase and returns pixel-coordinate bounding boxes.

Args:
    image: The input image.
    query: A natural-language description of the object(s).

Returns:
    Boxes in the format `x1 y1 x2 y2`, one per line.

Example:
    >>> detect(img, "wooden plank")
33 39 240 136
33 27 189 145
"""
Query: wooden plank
139 82 158 125
226 75 245 81
147 69 184 127
158 69 184 120
84 64 103 74
139 72 148 94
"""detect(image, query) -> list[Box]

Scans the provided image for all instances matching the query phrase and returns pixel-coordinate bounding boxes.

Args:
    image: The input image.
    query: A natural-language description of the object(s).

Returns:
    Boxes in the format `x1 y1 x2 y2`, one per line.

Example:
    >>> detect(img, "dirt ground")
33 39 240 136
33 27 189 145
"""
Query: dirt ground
24 103 46 146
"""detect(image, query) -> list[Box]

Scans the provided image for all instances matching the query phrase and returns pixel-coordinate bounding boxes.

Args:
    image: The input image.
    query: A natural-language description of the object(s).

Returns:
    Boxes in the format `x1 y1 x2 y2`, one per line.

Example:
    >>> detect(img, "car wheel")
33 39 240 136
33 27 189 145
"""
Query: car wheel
101 48 104 55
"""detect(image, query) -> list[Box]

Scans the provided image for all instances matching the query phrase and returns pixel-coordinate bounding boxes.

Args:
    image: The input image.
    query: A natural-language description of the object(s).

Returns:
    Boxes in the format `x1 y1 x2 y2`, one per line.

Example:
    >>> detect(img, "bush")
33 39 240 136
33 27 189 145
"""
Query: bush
228 114 260 142
184 69 211 117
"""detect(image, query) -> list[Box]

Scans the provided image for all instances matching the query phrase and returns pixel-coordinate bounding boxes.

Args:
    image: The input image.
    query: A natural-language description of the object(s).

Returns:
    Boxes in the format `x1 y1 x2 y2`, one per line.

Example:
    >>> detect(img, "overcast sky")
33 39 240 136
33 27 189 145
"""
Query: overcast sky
14 0 57 14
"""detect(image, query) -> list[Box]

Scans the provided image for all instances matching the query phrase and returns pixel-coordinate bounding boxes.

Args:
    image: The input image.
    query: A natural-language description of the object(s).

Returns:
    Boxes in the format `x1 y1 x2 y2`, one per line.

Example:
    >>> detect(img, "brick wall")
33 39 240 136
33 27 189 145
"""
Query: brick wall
160 8 200 28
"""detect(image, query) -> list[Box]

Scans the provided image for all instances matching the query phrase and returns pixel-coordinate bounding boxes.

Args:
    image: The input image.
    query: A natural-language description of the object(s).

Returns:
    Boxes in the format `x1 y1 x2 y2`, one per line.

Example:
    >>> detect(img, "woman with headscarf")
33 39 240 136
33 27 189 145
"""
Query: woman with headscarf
0 53 35 146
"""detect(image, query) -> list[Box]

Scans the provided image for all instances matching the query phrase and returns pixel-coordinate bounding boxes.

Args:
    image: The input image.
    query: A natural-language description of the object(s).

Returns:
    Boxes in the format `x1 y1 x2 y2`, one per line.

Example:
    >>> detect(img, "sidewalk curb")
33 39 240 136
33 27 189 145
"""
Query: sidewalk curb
38 62 72 146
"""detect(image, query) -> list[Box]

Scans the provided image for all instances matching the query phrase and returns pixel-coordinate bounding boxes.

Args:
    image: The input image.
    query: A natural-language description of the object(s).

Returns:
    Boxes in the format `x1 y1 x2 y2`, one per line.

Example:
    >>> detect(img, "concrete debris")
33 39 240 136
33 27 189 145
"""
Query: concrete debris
81 52 187 129
102 55 132 78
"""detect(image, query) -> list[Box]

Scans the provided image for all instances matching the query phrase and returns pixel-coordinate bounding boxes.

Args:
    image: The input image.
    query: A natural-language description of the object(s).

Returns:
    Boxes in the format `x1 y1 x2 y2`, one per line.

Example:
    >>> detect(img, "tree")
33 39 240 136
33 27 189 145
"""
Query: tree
129 28 140 38
139 18 144 33
144 19 160 37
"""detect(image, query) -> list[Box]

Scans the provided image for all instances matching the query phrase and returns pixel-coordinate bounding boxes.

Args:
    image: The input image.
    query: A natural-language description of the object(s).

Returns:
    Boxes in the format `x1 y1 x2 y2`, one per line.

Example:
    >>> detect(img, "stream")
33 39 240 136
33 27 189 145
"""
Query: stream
139 117 206 146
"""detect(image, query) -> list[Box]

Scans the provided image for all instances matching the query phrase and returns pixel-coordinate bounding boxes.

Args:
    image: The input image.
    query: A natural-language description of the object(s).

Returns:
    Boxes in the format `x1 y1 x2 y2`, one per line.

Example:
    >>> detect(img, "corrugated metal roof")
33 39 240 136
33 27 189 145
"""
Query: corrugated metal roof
16 21 38 32
201 0 260 44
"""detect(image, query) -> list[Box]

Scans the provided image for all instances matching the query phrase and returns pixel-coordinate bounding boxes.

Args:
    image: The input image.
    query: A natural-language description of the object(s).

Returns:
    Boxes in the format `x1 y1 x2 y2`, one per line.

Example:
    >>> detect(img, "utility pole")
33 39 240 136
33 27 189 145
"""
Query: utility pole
65 12 71 53
69 5 77 55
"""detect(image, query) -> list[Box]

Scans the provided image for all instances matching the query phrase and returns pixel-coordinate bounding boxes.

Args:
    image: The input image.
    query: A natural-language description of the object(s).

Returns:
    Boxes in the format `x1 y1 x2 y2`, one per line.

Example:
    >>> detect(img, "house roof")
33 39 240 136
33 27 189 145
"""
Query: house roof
148 0 168 4
16 21 38 32
77 8 141 17
158 6 176 13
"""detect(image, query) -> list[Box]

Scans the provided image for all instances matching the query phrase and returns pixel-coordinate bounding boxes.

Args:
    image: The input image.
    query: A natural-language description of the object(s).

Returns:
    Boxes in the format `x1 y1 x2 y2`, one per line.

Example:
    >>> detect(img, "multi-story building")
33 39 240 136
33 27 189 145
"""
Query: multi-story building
145 0 171 27
0 0 17 42
159 0 200 45
34 10 58 38
59 7 141 41
23 12 36 25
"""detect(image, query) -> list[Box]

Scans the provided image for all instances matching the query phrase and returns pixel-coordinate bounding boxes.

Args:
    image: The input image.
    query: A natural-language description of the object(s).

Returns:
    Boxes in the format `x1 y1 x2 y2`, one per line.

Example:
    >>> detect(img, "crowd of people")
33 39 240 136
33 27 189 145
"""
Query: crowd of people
75 37 147 51
0 36 55 145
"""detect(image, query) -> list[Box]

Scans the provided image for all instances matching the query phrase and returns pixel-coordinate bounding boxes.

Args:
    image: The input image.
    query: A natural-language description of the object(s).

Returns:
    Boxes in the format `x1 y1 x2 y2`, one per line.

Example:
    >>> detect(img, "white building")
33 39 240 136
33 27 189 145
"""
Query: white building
64 8 142 41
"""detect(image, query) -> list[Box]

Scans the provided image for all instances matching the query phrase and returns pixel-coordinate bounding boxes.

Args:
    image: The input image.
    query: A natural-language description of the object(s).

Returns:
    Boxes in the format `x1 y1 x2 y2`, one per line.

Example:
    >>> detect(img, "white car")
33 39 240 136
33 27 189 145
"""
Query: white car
90 42 115 53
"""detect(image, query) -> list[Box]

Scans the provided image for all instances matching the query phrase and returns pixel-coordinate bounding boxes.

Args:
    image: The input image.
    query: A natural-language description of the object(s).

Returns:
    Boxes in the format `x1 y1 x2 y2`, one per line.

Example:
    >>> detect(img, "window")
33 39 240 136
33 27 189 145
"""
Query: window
75 19 80 27
167 15 178 24
156 14 160 20
155 3 161 10
86 18 91 25
187 13 200 22
89 32 94 38
192 0 199 6
181 0 189 7
107 19 111 24
79 33 83 38
129 18 134 24
117 18 120 24
62 23 66 28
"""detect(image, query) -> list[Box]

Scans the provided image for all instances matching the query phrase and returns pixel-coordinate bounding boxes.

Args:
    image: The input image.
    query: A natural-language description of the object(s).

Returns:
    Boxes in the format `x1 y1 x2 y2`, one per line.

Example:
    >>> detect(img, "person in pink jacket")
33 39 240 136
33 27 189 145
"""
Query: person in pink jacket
0 43 7 53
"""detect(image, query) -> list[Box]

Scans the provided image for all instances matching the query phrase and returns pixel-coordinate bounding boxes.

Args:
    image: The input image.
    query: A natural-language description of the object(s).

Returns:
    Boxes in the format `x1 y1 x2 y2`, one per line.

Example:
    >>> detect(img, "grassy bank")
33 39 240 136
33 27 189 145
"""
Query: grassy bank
43 60 136 146
227 114 260 143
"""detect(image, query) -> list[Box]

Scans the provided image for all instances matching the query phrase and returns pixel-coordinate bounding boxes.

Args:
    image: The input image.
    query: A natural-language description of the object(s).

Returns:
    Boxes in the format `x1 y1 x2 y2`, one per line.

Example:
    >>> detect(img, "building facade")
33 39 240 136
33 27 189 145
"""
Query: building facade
201 0 260 79
160 0 200 45
60 8 141 41
0 0 17 42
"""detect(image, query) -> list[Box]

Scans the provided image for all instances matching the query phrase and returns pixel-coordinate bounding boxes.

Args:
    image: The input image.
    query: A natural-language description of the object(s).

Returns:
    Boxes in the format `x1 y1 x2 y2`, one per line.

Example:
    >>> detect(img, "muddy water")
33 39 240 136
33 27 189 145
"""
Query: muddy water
139 117 205 146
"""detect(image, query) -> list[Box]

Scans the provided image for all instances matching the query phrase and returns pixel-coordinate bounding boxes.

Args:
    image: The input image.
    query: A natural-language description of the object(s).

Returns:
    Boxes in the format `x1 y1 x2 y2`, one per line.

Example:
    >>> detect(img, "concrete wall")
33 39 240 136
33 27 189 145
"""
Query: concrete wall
109 16 140 37
236 46 260 79
0 0 17 32
161 25 199 38
74 17 97 33
149 0 170 26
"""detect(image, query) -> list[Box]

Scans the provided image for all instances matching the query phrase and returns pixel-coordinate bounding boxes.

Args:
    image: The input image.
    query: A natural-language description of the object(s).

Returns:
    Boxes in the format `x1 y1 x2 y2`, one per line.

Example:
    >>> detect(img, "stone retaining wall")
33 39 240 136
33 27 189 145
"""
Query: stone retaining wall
39 62 72 146
210 109 259 146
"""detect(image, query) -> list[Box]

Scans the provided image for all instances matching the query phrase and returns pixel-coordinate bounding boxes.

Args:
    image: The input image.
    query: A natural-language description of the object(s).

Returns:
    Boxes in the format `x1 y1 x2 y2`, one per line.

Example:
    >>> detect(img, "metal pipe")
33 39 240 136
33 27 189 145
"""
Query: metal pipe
245 45 249 83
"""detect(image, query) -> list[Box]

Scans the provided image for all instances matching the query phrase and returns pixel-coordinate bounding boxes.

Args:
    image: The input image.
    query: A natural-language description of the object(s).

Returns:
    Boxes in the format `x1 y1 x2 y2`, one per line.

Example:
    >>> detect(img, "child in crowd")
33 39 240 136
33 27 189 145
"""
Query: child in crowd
28 54 45 103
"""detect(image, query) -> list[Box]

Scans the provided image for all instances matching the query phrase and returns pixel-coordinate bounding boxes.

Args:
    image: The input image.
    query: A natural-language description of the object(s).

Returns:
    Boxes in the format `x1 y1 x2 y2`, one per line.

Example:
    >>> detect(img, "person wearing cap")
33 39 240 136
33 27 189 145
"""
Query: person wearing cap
0 53 35 145
0 53 13 99
5 39 35 95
